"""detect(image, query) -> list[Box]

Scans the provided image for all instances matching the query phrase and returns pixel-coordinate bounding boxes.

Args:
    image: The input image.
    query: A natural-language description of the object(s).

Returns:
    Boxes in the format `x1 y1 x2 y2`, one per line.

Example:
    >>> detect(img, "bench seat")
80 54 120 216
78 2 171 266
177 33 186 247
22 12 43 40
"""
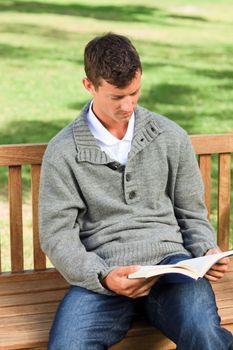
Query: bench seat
0 271 68 350
1 135 233 349
1 262 233 350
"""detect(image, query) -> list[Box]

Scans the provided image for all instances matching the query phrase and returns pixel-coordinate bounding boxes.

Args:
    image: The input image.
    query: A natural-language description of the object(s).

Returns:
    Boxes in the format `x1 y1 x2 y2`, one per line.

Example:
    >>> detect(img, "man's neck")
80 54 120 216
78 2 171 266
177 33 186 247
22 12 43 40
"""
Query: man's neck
106 123 128 140
91 105 130 140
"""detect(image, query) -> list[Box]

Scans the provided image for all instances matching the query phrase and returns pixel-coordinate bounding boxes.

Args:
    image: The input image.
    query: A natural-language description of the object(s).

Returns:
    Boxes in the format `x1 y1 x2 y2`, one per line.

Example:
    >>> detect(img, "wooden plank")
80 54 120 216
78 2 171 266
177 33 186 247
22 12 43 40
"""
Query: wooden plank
0 144 47 166
0 289 67 308
0 329 48 349
20 348 47 350
190 134 233 155
213 282 233 293
0 313 54 328
199 154 211 218
217 153 231 250
216 299 233 310
110 337 175 350
31 165 46 270
8 166 24 272
0 268 62 282
226 323 233 333
0 277 68 297
0 301 59 318
18 348 46 350
0 302 59 318
19 348 47 350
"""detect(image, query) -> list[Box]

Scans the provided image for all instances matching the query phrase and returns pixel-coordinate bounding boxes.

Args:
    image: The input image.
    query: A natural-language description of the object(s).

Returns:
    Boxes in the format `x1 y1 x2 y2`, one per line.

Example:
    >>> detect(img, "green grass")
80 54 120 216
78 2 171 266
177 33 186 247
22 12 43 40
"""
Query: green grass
0 0 233 140
0 0 233 270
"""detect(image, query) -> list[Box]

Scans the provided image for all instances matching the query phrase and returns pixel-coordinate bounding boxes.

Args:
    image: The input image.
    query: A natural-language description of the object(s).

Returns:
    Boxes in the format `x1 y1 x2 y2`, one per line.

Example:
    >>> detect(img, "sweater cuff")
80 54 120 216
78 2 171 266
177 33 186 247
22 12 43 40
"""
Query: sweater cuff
84 267 116 296
192 242 219 257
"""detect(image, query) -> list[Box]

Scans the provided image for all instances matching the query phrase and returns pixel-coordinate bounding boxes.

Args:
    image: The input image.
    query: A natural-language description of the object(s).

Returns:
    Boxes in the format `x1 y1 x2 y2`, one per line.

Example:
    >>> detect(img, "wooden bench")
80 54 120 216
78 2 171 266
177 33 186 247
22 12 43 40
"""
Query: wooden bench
0 134 233 350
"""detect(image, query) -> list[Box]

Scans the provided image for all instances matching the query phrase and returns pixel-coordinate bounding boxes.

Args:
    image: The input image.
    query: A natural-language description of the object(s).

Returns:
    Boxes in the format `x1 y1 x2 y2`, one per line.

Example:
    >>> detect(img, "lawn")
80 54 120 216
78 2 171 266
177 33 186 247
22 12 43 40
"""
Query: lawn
0 0 233 270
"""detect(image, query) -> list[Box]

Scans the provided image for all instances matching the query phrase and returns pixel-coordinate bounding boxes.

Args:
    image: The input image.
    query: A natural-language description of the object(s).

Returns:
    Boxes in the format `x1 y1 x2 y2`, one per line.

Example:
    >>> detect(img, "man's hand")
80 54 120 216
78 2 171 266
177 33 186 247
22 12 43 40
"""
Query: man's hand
205 248 230 281
102 266 158 298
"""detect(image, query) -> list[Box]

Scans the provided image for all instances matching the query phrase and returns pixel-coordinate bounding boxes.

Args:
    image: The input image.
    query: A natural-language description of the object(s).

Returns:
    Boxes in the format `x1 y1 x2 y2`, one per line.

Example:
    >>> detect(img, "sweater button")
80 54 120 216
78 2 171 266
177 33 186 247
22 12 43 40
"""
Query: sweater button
129 191 136 199
112 162 119 170
126 173 131 181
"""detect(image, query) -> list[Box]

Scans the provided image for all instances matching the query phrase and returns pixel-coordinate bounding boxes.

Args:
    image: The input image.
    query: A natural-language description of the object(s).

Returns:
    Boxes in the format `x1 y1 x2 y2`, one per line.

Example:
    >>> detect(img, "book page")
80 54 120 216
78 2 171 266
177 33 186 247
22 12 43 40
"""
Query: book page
128 264 198 279
176 250 233 277
128 250 233 279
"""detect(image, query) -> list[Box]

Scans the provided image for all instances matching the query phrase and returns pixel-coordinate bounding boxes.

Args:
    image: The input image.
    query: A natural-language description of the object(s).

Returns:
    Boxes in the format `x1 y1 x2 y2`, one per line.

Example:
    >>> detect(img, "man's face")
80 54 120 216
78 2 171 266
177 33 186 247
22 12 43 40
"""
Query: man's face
83 70 141 127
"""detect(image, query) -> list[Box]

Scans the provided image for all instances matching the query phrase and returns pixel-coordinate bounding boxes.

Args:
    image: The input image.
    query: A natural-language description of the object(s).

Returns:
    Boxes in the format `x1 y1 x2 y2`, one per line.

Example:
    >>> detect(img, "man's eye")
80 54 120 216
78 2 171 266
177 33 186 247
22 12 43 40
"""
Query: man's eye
112 96 122 100
131 90 140 96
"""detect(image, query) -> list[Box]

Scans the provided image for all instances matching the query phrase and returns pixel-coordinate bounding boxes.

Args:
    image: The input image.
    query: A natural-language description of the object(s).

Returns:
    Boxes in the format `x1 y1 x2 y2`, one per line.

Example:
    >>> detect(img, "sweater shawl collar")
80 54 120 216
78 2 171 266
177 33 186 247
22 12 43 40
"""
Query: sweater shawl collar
73 101 163 164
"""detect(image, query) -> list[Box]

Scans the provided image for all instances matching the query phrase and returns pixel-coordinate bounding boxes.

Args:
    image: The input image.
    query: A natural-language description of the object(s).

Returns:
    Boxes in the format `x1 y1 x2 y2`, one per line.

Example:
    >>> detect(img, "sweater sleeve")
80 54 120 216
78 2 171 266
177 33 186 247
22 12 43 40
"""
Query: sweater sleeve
39 155 114 295
173 135 218 257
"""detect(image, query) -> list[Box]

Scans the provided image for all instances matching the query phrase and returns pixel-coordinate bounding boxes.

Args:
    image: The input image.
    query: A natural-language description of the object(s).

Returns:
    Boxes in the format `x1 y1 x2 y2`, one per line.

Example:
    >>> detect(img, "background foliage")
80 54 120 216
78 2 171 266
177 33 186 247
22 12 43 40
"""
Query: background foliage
1 0 233 143
0 0 233 270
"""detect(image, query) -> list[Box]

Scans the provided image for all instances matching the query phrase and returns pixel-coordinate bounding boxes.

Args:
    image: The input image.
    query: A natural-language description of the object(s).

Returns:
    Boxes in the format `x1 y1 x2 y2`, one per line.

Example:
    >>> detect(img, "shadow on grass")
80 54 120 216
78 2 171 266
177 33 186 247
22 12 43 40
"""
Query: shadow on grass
142 83 198 106
0 118 71 144
0 42 83 65
0 22 73 40
140 83 198 131
0 1 208 23
140 81 233 133
0 2 159 22
0 42 39 59
193 68 233 80
170 14 207 22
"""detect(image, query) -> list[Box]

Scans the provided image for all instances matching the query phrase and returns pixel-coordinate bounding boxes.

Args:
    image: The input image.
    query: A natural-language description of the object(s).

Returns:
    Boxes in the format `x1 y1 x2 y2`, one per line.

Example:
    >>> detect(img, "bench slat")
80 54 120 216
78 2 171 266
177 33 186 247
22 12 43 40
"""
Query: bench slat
190 134 233 155
0 313 54 328
8 166 24 272
0 302 59 318
0 289 67 308
0 277 68 297
0 269 61 282
0 329 48 350
31 165 46 270
218 153 231 250
0 144 46 166
199 154 211 218
110 330 175 350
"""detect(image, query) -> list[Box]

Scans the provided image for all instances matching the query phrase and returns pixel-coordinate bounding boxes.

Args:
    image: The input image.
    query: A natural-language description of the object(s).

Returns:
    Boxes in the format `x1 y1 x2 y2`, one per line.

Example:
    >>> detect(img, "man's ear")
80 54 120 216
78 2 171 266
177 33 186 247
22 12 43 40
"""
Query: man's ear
82 78 96 95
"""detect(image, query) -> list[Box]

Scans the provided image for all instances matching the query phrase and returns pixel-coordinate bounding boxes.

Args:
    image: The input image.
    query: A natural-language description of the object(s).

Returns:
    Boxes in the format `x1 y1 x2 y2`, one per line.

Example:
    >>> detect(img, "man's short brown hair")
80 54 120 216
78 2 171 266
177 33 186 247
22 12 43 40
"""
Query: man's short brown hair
84 33 142 89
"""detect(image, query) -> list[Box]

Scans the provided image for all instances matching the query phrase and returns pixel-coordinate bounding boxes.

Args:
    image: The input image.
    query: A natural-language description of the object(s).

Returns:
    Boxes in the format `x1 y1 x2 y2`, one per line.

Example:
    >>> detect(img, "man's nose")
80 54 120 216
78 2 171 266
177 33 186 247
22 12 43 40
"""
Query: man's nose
121 96 133 112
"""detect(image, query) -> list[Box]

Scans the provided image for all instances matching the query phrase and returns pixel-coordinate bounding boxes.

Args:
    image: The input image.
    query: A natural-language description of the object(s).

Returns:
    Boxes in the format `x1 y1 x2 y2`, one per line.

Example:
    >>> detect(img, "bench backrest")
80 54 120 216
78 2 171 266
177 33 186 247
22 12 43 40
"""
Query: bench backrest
0 134 233 277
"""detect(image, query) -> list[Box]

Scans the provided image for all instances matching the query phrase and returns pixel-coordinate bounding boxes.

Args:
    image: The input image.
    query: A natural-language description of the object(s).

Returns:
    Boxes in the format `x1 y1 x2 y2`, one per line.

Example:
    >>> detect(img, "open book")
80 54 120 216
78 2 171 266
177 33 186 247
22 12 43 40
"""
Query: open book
128 250 233 280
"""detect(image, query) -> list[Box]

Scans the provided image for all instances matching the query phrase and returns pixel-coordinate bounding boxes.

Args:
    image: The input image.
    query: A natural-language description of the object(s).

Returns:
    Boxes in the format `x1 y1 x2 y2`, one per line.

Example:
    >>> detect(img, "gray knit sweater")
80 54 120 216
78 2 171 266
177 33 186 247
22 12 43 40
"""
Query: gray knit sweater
39 103 218 295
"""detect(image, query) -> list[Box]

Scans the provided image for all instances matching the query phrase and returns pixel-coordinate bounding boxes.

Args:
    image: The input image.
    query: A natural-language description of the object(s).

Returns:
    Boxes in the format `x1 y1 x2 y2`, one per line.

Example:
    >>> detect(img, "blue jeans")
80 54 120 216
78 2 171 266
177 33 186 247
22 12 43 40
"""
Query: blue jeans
49 255 233 350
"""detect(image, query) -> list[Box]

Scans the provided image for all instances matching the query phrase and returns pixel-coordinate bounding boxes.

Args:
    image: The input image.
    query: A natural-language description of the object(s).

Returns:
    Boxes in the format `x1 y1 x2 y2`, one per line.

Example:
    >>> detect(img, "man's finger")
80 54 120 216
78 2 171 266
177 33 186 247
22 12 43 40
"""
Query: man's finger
217 257 230 265
206 269 225 279
205 274 219 282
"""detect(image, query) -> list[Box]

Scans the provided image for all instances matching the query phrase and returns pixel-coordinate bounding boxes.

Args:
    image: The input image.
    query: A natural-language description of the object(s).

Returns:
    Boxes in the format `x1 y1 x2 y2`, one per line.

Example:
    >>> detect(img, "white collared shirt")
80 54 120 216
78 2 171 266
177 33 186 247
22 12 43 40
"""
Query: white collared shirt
86 102 135 165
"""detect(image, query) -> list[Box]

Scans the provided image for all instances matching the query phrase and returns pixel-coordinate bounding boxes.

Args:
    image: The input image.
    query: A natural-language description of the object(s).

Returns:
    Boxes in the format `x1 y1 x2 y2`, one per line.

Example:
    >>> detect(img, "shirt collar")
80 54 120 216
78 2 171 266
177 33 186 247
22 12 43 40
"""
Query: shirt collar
86 100 135 146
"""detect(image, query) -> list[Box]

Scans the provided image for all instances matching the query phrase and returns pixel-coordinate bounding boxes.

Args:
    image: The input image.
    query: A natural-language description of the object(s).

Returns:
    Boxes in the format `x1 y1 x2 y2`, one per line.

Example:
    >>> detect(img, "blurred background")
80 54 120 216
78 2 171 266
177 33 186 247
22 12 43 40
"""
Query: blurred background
1 0 233 143
0 0 233 270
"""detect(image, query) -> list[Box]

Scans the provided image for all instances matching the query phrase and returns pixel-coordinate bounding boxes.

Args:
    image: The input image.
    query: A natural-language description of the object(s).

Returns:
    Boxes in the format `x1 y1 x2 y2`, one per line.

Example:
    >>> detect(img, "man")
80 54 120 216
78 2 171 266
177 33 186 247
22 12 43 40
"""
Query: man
39 33 233 349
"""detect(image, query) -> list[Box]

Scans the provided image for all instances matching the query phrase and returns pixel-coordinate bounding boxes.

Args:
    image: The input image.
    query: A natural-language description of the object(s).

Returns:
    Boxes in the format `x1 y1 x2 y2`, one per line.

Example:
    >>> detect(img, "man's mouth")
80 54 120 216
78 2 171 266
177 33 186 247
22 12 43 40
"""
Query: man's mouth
121 111 133 117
